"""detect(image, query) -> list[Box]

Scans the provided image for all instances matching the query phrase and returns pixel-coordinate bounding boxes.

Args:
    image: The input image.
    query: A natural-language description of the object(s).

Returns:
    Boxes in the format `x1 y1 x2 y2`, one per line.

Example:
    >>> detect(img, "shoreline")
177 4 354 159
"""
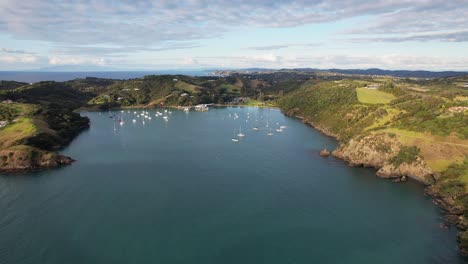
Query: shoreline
281 110 467 256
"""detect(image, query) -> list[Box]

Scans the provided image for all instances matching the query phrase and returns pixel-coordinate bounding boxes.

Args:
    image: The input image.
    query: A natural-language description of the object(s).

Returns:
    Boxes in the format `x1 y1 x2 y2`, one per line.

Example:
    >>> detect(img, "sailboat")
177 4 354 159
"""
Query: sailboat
237 126 245 137
232 130 240 142
113 122 117 131
267 128 273 136
119 114 125 125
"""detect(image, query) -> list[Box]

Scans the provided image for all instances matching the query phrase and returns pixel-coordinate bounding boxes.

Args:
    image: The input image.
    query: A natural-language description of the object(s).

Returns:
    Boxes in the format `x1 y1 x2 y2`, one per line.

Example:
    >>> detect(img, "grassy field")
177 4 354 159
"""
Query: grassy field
174 81 200 93
356 88 396 104
220 84 241 94
381 128 468 172
0 117 37 149
244 99 263 106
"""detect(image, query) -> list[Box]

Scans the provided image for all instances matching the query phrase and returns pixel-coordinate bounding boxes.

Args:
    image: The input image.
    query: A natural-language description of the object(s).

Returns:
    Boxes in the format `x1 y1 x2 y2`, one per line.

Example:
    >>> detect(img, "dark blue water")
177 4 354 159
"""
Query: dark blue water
0 70 211 83
0 107 464 263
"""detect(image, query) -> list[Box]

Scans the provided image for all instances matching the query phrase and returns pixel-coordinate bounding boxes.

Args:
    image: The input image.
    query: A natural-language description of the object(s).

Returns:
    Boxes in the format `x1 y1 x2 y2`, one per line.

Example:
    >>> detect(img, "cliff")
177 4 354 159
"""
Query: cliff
332 133 435 183
0 146 74 171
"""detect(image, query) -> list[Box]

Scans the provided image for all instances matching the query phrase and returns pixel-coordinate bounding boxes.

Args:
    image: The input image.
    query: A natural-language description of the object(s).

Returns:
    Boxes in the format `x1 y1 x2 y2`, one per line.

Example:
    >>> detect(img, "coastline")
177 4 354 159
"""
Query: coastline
281 110 467 256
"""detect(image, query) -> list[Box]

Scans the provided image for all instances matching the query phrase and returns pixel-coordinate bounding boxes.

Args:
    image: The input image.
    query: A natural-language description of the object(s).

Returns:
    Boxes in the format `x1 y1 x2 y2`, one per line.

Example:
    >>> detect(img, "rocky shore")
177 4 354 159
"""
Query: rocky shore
0 147 74 172
282 110 468 255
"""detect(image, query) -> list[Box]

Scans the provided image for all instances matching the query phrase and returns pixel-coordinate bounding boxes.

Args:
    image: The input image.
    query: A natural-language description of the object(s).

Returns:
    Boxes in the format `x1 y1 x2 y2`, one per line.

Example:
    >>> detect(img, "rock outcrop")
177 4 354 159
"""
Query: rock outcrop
332 133 434 184
0 146 74 172
320 149 331 157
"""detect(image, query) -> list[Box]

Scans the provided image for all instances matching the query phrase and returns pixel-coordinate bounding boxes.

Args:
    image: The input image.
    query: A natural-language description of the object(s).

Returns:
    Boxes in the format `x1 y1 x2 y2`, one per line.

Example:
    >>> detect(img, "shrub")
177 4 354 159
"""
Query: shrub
390 146 420 166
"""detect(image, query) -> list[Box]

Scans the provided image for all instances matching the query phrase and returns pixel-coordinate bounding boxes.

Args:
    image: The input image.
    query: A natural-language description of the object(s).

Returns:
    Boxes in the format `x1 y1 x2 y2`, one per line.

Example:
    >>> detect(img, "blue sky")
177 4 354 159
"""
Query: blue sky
0 0 467 71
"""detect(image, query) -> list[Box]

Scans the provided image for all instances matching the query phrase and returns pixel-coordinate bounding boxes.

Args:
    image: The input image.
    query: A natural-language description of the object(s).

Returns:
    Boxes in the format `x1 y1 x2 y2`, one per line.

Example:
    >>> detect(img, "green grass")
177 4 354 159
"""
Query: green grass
244 99 263 106
0 117 37 149
365 108 402 131
174 81 199 93
356 88 396 104
220 84 241 94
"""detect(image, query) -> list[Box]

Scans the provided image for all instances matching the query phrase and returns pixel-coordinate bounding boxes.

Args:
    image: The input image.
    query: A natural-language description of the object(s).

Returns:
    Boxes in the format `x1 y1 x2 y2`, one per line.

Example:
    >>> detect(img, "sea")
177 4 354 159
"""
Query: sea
0 70 211 83
0 107 464 264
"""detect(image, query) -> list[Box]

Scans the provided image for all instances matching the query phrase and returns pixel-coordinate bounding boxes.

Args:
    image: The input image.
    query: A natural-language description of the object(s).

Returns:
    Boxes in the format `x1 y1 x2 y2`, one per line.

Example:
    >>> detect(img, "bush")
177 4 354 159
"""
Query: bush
439 180 466 200
390 146 420 166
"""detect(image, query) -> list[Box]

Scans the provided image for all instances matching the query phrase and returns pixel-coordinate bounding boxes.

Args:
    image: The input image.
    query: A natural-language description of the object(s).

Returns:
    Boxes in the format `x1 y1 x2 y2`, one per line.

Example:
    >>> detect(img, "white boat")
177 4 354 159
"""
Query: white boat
232 131 240 142
119 115 124 125
113 122 117 131
276 128 283 132
132 119 136 123
163 116 169 121
267 128 273 136
280 125 287 129
237 126 245 137
253 127 259 131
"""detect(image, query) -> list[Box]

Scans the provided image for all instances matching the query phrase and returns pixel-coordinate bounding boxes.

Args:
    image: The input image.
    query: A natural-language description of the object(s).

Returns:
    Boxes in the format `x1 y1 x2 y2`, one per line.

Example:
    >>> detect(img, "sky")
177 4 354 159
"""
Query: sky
0 0 467 71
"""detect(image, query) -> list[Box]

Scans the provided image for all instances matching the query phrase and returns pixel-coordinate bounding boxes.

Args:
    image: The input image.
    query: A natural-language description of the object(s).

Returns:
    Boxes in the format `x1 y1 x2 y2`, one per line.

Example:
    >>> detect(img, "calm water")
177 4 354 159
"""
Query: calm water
0 107 464 263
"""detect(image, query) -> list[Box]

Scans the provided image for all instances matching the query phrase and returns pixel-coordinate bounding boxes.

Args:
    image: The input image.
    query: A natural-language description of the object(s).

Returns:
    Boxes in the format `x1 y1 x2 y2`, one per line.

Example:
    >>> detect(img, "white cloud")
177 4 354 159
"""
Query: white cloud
48 56 106 65
182 57 199 65
0 54 39 63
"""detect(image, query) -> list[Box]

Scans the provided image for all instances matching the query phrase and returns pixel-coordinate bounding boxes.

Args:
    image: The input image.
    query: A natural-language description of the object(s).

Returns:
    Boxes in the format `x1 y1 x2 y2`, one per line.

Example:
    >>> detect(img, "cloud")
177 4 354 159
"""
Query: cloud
49 43 202 58
246 45 291 51
1 47 35 54
245 43 321 50
350 30 468 43
192 53 468 71
48 56 106 65
1 0 466 47
182 57 199 65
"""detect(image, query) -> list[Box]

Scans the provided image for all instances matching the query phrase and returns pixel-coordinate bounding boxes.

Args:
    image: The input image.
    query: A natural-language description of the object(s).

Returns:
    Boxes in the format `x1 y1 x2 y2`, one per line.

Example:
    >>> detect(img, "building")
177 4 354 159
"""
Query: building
2 99 13 104
0 121 8 128
194 104 209 111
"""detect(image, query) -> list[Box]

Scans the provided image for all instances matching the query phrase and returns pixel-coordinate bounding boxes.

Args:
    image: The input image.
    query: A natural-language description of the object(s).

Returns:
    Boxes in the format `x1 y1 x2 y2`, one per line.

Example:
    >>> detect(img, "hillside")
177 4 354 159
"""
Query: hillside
1 72 467 253
0 82 90 171
278 75 468 253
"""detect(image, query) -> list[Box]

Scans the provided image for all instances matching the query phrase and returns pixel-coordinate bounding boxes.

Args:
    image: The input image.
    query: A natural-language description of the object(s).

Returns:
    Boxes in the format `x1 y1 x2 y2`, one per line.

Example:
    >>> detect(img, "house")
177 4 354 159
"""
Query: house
2 99 13 104
117 97 125 101
173 78 178 82
134 88 140 91
180 93 189 97
464 83 468 88
0 121 8 128
122 88 130 91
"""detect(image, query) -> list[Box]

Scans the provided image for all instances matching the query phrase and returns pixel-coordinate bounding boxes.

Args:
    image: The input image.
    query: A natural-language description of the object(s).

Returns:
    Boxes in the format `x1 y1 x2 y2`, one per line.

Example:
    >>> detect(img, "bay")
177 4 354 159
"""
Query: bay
0 107 463 263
